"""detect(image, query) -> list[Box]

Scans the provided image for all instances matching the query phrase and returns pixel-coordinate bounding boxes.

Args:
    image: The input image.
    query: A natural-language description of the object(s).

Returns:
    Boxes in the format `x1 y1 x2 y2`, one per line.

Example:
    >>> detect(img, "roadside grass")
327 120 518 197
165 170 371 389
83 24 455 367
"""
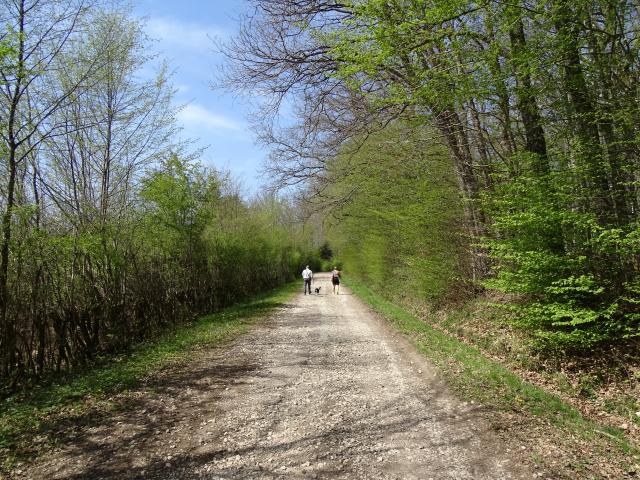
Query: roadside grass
345 276 638 475
0 281 299 471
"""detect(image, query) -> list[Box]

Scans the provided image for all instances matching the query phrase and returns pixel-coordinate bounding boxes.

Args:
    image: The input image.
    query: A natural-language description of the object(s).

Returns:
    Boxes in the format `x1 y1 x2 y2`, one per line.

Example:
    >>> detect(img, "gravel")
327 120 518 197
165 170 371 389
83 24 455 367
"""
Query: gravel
21 273 530 479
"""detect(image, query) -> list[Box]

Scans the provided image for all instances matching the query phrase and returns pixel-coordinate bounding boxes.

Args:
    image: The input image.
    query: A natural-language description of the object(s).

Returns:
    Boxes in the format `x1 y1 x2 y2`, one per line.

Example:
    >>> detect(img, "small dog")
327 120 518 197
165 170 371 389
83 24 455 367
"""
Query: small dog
314 286 321 294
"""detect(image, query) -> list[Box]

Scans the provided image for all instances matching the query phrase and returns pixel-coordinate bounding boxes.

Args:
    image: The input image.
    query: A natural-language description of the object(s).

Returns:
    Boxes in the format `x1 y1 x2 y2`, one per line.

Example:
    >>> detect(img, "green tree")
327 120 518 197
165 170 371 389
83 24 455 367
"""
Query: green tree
223 0 640 350
324 122 465 304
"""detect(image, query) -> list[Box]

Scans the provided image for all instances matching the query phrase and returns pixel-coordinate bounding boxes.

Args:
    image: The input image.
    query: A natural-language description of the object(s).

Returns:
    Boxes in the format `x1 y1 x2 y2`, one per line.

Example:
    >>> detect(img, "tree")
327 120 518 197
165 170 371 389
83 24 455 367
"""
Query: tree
0 0 99 376
222 0 640 350
44 9 177 229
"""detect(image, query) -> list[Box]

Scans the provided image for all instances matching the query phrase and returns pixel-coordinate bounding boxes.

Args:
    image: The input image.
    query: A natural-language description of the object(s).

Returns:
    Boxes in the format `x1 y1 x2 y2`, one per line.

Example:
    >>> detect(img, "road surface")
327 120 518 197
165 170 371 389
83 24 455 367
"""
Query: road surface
23 273 529 479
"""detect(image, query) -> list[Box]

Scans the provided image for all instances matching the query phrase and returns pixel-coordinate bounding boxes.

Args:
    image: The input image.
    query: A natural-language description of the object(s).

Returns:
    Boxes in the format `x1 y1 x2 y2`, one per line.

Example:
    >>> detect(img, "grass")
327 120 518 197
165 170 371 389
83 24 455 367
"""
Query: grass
344 275 638 475
0 281 299 471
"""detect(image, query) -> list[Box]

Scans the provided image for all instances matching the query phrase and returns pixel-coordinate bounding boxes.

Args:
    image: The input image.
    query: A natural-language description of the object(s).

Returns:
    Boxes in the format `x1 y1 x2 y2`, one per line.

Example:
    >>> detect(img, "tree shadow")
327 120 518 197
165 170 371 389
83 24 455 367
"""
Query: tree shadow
25 349 510 480
18 301 521 480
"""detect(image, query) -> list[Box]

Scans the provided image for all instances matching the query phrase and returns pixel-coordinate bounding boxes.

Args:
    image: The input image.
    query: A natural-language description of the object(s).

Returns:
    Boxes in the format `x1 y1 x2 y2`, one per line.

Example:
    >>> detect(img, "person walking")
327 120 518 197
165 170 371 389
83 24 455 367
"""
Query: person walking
331 266 341 294
302 265 313 295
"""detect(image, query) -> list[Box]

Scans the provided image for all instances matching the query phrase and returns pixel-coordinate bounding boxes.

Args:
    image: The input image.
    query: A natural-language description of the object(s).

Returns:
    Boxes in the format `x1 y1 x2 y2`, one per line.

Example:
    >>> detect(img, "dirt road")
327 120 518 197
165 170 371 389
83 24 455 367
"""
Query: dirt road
23 273 530 479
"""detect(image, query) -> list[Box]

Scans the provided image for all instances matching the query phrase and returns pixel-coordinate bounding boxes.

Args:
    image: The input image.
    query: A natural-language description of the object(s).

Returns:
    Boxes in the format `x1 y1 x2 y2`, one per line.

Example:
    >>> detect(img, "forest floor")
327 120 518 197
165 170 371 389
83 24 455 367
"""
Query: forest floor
13 273 533 479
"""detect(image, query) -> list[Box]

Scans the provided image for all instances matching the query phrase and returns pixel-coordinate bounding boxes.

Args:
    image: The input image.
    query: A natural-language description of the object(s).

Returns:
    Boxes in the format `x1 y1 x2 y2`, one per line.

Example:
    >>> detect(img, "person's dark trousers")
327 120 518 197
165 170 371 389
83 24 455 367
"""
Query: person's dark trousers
304 278 312 294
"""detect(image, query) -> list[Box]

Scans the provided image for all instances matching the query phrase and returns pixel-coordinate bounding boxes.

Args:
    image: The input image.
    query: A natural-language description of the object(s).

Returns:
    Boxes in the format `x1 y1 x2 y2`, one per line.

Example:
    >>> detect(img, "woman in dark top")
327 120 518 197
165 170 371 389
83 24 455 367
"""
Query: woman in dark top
331 267 341 294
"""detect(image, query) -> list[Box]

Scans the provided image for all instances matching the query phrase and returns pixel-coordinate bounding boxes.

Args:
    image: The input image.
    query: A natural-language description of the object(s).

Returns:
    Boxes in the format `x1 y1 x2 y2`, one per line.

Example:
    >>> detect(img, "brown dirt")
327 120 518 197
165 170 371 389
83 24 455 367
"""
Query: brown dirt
15 274 535 479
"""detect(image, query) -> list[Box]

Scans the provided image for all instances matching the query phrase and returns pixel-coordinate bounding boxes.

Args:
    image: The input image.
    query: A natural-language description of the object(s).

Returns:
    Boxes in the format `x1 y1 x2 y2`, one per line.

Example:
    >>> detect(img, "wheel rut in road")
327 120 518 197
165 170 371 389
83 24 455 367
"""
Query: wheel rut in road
23 273 530 479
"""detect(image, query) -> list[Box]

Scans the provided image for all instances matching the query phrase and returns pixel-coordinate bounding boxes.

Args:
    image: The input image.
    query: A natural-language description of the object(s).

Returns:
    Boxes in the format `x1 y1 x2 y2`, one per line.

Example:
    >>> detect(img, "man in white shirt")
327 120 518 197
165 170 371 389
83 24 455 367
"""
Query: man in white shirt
302 265 313 295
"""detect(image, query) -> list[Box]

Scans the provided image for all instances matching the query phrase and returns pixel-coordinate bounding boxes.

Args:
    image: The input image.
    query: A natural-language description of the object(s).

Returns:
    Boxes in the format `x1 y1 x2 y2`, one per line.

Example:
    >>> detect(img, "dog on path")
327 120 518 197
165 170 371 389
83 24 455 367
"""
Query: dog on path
314 286 321 295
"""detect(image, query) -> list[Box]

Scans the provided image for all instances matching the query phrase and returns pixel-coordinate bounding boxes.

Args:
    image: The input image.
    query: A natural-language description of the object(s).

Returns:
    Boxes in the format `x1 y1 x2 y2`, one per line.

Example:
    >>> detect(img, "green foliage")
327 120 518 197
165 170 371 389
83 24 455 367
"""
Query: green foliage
484 173 640 350
328 0 495 112
324 122 466 305
320 258 342 273
140 154 220 241
0 151 318 390
319 242 333 260
0 35 17 81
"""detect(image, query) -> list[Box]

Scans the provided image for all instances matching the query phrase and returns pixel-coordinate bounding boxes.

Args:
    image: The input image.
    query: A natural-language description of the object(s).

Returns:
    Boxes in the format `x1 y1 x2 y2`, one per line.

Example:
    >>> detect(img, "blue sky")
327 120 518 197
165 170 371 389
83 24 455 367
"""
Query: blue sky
133 0 266 193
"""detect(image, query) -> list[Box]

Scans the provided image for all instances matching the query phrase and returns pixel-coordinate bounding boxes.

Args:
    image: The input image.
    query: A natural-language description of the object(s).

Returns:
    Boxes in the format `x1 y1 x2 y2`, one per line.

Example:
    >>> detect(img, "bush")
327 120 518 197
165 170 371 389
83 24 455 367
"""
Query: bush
1 156 318 391
484 173 640 351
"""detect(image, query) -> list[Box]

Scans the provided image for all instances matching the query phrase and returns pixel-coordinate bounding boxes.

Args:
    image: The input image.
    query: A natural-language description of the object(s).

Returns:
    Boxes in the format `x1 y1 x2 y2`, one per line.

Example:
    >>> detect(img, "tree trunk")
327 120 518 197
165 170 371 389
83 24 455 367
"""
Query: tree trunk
433 108 488 281
509 17 550 174
468 101 493 189
0 0 26 375
554 0 614 223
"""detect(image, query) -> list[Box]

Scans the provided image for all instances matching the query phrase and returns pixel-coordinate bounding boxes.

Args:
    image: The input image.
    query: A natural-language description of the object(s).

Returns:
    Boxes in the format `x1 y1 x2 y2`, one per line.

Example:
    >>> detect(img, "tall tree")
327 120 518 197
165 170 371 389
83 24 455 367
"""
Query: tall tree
0 0 97 375
222 0 640 349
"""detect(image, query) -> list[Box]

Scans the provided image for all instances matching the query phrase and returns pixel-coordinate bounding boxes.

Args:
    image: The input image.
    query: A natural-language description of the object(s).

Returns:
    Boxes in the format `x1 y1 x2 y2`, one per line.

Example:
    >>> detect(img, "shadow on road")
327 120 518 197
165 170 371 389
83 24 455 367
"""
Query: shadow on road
23 298 508 480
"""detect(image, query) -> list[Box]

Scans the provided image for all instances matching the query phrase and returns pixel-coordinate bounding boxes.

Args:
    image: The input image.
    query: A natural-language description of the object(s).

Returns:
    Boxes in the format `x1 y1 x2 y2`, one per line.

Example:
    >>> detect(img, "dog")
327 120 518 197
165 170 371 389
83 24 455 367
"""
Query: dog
314 286 321 295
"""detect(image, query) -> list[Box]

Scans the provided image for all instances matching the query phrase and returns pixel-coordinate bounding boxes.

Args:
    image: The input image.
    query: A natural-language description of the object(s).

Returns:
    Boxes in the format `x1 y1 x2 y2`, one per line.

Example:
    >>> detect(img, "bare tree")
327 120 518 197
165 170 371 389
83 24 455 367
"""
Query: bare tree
43 10 178 229
0 0 102 375
220 1 386 191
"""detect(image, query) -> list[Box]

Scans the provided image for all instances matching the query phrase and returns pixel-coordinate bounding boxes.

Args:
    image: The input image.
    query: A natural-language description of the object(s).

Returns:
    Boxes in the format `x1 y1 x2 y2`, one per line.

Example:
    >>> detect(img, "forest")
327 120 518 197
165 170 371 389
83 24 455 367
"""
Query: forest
223 0 639 353
0 0 639 476
0 1 320 391
1 0 639 413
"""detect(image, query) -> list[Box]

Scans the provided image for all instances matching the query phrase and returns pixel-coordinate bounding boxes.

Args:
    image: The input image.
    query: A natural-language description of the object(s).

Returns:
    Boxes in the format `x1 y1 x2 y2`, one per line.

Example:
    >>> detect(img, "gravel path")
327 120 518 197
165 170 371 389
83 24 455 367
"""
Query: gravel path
22 273 530 479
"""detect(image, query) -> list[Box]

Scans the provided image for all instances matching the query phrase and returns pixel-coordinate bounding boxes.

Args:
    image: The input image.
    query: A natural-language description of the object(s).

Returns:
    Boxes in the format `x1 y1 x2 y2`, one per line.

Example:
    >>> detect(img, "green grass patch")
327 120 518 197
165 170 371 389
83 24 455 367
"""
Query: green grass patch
0 281 299 470
345 276 637 458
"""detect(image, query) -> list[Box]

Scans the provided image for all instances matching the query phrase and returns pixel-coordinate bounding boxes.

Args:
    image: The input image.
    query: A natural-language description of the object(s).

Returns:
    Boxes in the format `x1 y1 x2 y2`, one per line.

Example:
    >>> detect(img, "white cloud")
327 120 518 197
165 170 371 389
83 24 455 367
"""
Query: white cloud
175 83 191 94
178 104 244 132
146 17 226 51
